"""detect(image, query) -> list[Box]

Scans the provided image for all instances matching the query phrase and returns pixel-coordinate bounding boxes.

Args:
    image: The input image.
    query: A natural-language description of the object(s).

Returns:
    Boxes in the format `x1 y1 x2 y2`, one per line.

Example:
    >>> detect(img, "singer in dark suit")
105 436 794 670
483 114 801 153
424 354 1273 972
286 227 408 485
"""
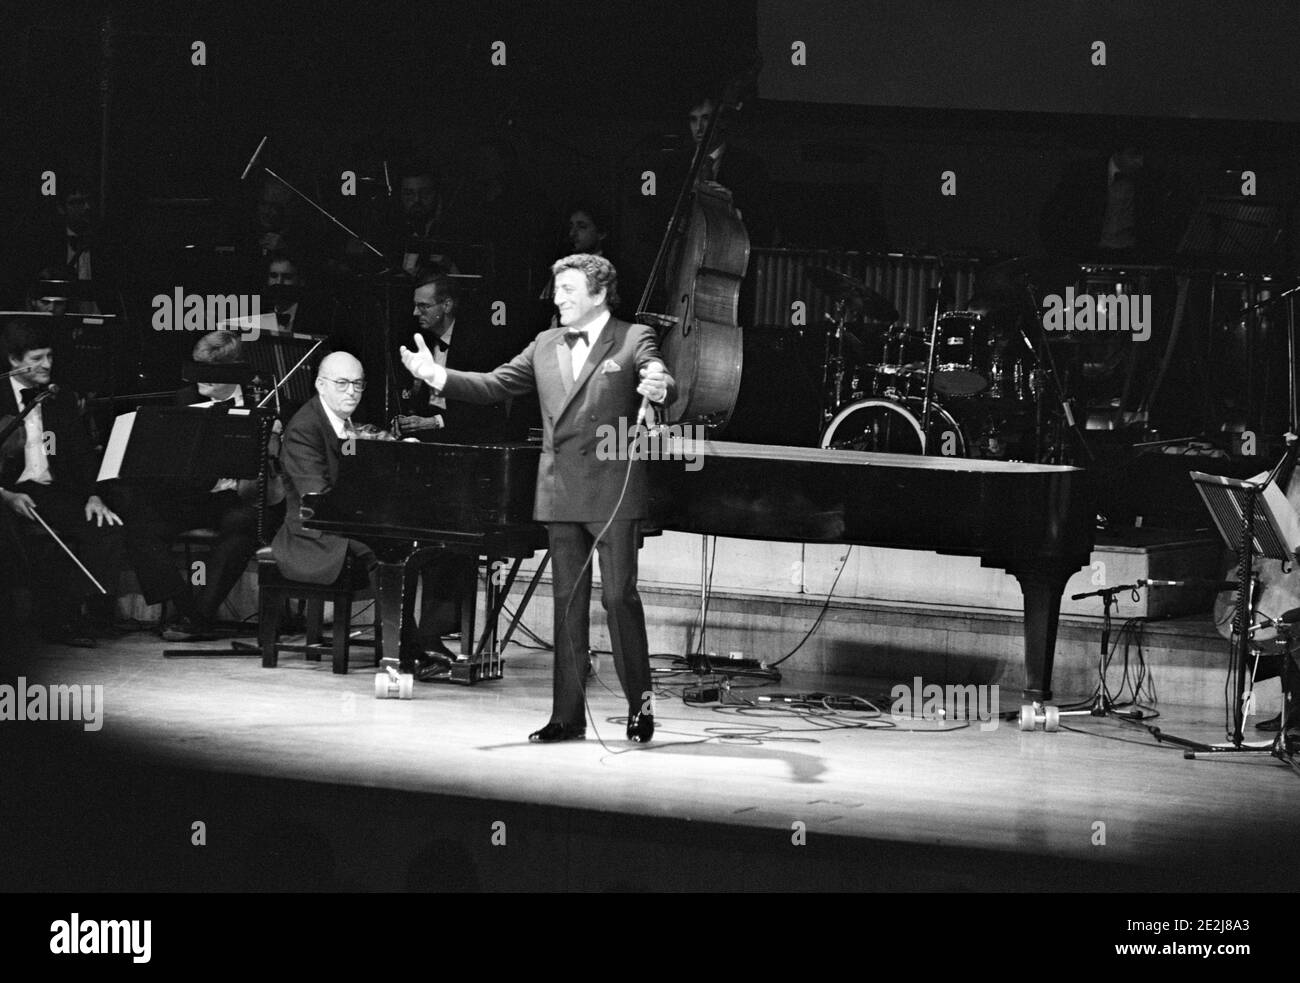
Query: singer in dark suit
401 254 674 743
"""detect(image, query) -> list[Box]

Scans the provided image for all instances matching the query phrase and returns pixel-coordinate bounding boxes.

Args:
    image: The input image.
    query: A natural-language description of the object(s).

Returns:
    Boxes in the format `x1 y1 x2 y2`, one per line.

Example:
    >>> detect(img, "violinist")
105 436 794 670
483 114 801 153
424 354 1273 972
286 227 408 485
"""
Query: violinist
1 318 123 647
270 351 435 670
115 331 263 642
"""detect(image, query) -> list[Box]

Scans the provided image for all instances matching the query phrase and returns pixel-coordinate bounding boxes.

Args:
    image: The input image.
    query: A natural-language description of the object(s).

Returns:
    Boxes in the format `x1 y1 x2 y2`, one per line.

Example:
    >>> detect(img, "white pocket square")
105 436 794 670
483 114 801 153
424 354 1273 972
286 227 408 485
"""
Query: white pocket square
601 359 621 374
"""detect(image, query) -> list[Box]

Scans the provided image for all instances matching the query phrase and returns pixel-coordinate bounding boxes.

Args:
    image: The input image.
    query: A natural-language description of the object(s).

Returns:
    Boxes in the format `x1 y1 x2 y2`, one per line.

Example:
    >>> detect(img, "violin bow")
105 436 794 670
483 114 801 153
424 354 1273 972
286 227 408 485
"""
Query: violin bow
29 505 108 595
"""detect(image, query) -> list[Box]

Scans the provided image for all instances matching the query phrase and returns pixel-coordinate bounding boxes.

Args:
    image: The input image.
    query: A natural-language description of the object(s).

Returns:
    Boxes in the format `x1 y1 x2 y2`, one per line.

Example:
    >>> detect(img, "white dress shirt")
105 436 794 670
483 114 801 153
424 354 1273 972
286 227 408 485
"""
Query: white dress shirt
567 310 610 379
320 399 353 439
10 376 52 485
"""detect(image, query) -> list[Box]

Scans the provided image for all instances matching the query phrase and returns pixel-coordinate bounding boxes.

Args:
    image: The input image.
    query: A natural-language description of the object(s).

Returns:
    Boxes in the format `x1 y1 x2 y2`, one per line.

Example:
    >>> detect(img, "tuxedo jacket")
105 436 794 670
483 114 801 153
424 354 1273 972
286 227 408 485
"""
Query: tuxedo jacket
400 320 512 443
270 395 348 583
0 383 97 498
439 317 675 522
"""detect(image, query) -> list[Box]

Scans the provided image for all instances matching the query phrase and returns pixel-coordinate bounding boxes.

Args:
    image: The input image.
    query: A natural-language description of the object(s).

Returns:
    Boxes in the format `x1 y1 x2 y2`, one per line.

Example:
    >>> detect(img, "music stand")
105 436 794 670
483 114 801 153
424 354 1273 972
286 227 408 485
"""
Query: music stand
98 405 272 658
1155 462 1300 770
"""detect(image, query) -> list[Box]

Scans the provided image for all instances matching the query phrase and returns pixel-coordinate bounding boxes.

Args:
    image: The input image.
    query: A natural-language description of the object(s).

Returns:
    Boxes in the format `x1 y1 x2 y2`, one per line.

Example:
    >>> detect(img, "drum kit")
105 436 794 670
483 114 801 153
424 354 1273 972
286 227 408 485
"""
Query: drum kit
805 265 1055 461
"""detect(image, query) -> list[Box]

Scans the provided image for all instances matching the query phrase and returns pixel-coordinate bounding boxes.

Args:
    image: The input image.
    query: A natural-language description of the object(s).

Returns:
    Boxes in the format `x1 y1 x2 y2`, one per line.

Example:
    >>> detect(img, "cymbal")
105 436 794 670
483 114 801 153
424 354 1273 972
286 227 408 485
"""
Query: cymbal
804 266 899 323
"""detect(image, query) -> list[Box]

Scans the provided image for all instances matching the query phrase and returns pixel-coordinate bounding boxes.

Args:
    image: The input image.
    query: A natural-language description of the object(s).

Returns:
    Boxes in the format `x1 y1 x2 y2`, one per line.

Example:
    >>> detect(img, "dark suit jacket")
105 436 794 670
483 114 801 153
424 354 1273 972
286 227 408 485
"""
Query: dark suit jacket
0 383 97 498
439 317 675 522
270 395 348 583
400 320 513 443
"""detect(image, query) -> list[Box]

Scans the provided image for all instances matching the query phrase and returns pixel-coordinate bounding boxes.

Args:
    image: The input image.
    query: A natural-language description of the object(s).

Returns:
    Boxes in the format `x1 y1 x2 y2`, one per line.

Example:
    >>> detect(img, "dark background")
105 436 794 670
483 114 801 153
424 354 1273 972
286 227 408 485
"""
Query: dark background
2 0 1299 453
4 0 1297 270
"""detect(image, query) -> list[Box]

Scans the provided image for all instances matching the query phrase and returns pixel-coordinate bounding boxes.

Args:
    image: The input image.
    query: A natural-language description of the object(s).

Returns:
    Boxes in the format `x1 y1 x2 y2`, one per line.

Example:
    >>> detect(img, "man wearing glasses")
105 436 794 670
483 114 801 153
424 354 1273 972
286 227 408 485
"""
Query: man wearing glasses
272 351 372 585
396 271 510 442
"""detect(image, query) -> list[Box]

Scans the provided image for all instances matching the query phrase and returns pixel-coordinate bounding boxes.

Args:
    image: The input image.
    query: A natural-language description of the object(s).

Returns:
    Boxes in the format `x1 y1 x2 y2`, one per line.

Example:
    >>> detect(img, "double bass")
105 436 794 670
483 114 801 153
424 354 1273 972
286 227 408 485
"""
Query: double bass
636 64 760 430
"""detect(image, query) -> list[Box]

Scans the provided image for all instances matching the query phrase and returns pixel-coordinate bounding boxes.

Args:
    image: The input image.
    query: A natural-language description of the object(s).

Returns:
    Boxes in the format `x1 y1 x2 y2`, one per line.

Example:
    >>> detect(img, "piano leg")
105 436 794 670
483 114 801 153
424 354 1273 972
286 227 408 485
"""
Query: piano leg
1012 562 1070 703
373 557 411 674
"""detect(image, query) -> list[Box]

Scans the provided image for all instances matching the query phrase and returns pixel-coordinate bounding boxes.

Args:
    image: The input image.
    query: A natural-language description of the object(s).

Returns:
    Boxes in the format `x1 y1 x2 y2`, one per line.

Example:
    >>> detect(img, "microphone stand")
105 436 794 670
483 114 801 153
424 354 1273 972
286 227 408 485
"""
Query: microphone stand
1068 582 1147 718
242 139 404 418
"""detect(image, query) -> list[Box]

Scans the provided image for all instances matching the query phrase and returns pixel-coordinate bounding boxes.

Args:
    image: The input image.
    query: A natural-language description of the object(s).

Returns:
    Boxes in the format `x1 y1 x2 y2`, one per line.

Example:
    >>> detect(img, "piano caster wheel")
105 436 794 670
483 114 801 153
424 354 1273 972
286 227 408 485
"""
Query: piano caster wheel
1018 703 1060 732
375 668 414 700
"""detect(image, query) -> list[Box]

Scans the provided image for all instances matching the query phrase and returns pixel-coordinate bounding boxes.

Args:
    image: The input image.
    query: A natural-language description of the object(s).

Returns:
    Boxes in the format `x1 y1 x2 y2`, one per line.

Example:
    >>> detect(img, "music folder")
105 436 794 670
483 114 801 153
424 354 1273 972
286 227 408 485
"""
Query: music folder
97 406 264 483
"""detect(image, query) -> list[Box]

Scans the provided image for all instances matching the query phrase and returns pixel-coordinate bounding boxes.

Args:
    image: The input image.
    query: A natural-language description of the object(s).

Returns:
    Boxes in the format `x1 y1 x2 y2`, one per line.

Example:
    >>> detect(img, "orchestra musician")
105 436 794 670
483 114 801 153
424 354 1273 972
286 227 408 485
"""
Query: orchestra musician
396 270 512 666
401 253 674 742
116 331 263 642
681 93 776 247
1 318 123 646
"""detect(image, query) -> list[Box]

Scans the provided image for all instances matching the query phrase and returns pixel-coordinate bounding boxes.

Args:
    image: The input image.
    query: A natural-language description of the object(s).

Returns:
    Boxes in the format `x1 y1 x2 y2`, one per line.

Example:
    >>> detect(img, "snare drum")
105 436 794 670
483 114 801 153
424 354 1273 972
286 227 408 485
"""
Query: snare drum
932 311 990 396
820 396 966 457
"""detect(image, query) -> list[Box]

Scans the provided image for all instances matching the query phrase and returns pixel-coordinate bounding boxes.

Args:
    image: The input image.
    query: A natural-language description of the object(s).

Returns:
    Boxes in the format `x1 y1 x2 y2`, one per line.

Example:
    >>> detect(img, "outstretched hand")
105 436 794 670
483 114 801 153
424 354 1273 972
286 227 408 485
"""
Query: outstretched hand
399 334 437 383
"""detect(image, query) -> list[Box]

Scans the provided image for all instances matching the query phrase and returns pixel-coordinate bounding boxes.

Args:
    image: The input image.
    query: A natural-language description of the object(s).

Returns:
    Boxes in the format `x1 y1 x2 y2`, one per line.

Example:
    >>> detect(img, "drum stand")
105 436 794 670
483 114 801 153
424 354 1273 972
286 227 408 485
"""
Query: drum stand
918 279 945 453
819 298 851 425
1019 281 1093 464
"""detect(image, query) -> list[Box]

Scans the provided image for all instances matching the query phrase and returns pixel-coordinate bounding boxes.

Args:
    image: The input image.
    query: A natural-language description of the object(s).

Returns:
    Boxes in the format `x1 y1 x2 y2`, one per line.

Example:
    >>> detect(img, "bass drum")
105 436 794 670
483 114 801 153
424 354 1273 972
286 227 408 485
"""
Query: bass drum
820 397 966 457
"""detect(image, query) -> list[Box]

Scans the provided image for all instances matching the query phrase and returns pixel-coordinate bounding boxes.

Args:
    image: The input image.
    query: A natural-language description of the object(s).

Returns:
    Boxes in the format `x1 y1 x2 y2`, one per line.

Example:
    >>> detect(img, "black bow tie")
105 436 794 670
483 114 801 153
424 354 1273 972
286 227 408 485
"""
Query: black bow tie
19 387 42 406
432 335 450 352
564 329 589 348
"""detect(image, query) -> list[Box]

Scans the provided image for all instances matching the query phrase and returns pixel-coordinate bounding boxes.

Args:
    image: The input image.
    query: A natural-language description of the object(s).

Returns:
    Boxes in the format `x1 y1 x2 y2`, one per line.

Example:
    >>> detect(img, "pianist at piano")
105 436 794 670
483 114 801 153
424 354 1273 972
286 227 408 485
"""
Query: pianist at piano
400 253 674 743
270 351 450 674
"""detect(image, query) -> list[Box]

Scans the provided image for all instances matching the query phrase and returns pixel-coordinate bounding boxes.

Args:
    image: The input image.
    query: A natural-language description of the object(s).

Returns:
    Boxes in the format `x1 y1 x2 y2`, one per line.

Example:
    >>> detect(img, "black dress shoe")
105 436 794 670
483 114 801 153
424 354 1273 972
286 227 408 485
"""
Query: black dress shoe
414 652 454 682
161 616 218 642
626 711 654 743
529 722 586 743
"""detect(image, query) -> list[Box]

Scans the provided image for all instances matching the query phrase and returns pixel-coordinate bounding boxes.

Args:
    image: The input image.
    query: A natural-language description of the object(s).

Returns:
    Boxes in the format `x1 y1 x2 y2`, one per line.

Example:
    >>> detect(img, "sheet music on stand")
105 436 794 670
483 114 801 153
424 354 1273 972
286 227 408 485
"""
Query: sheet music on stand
97 406 263 483
1189 469 1299 561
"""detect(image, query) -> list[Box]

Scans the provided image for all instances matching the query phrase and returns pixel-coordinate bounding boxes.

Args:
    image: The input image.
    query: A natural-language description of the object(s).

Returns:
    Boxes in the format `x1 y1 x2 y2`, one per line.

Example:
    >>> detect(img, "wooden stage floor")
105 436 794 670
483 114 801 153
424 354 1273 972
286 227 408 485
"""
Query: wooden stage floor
2 625 1297 893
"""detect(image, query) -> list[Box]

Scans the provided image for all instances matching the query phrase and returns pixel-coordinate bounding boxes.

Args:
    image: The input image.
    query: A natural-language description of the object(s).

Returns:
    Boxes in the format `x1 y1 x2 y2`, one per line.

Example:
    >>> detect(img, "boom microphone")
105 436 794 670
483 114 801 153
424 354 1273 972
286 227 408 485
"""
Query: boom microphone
240 136 268 181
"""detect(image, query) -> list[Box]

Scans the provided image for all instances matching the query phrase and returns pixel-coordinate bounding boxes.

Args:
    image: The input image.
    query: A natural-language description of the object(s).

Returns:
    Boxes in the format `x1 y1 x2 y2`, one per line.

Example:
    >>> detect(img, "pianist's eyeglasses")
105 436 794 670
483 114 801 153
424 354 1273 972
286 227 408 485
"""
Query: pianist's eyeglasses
322 377 367 392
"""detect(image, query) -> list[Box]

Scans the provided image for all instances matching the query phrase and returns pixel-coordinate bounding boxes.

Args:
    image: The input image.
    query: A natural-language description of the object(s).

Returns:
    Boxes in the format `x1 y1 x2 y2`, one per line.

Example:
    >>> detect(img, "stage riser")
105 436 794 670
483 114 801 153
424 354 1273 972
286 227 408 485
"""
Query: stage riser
625 532 1223 621
516 583 1276 712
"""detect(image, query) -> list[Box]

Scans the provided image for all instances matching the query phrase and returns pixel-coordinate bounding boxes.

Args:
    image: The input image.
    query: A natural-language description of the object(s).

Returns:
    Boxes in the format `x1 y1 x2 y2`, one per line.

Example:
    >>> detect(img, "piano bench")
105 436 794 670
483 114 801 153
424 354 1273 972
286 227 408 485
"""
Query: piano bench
256 547 380 675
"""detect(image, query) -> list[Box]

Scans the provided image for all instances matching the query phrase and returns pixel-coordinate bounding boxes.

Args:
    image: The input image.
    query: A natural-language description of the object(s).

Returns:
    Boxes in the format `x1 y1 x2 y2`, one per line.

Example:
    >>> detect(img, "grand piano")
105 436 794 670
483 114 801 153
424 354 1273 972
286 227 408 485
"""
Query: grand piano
301 434 1093 699
648 438 1094 702
302 440 548 682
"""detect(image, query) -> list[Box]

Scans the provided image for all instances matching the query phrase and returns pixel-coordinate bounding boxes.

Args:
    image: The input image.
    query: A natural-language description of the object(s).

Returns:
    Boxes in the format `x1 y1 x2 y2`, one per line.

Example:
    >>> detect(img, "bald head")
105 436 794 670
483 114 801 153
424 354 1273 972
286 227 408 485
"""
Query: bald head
316 351 365 418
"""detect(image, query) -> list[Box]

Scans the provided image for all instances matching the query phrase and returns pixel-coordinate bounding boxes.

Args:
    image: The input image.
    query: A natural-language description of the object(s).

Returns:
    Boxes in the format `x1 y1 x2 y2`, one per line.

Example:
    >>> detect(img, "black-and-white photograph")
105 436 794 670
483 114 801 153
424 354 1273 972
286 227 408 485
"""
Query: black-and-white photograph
1 0 1295 948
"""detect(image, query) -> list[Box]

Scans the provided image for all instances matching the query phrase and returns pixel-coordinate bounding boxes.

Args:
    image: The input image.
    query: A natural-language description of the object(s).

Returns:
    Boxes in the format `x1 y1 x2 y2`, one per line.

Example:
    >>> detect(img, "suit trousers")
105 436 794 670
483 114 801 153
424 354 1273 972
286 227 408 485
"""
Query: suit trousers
547 520 651 728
